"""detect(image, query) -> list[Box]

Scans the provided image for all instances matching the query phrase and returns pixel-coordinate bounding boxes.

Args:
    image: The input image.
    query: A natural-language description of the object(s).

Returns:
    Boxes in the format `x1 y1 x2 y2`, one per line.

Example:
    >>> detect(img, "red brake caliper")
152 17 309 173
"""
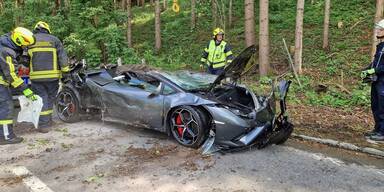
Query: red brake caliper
68 103 75 113
176 114 183 137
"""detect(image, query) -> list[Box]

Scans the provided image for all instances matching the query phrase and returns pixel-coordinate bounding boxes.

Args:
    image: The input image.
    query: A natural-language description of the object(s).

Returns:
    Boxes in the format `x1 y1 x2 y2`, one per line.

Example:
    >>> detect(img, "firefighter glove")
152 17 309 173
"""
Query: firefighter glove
361 68 376 79
23 88 38 101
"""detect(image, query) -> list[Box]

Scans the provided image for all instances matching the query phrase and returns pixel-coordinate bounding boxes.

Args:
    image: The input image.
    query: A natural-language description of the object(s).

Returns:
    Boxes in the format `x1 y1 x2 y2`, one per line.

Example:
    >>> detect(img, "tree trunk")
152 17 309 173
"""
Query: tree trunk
126 0 132 47
259 0 269 76
191 0 196 30
244 0 256 47
150 0 154 5
219 0 225 30
52 0 61 16
64 0 70 9
228 0 233 28
163 0 167 9
121 0 126 10
372 0 384 59
14 0 25 26
322 0 330 51
294 0 305 74
212 0 217 27
0 0 4 13
113 0 117 9
137 0 140 6
141 0 145 7
99 41 108 64
155 0 161 52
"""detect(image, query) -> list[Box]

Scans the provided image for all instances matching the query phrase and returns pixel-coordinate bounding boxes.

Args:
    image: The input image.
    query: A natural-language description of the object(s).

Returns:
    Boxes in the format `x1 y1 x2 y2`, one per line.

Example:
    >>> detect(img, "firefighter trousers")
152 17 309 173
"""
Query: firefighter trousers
0 85 16 140
31 80 59 127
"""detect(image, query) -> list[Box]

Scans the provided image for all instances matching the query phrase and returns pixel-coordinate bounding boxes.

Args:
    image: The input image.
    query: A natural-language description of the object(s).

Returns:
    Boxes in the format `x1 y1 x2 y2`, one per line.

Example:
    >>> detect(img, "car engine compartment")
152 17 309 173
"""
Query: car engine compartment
212 85 255 113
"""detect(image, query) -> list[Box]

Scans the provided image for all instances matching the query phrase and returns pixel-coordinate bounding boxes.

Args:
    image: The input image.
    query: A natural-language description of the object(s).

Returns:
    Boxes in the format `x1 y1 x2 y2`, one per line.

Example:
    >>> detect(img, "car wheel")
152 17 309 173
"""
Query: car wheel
56 88 81 123
169 106 208 148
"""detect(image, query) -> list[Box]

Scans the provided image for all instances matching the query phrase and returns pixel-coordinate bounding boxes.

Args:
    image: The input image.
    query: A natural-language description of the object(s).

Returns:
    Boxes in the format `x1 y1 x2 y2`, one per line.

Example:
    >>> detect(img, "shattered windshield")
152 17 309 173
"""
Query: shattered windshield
159 71 217 91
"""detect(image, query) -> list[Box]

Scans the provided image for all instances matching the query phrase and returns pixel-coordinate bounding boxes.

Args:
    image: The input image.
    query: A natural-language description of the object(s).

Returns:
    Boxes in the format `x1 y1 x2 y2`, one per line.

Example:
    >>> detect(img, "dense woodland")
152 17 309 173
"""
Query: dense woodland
0 0 380 109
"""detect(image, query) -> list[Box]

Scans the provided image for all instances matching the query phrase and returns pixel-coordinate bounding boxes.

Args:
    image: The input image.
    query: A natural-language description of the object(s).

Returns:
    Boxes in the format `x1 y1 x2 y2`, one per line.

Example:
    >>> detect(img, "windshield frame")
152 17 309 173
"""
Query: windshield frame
158 71 217 91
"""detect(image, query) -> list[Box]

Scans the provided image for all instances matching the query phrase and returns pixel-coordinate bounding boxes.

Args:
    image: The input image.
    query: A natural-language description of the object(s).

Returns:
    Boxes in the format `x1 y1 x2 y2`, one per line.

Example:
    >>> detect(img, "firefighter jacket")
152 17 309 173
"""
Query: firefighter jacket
201 40 234 69
0 33 27 90
28 31 69 81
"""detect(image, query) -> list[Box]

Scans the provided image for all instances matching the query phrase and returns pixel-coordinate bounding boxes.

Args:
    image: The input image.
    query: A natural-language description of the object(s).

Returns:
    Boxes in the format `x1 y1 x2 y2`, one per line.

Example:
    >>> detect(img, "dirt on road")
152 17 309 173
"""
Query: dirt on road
0 120 383 192
290 104 384 150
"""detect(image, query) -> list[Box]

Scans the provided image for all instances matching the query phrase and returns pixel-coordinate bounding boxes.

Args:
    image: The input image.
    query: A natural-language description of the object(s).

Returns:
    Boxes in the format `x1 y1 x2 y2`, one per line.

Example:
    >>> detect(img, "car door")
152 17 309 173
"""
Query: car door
99 78 165 131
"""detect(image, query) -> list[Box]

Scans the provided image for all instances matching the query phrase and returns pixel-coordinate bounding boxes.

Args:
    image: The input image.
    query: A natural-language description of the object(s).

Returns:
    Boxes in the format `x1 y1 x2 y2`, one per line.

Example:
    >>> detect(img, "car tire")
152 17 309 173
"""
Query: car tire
169 106 208 148
55 88 81 123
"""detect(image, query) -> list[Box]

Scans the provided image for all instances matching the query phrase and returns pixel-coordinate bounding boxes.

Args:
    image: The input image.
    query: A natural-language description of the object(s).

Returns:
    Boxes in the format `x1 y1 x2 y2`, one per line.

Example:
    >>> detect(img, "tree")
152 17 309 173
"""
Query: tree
212 0 217 27
15 0 24 26
322 0 330 51
0 0 4 13
63 0 70 10
372 0 384 59
244 0 256 47
113 0 117 9
141 0 145 7
126 0 132 47
155 0 161 51
120 0 126 9
228 0 233 28
259 0 269 76
52 0 61 16
294 0 305 74
191 0 196 29
163 0 167 10
218 0 226 30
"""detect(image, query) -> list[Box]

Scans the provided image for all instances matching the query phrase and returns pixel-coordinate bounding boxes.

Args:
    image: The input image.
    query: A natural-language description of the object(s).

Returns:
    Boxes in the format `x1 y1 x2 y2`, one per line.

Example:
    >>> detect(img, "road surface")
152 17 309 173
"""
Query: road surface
0 120 383 192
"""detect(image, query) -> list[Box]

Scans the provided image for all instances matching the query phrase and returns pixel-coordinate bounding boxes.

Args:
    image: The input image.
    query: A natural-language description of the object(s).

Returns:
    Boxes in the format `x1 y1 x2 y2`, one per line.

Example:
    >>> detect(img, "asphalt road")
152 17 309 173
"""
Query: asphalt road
0 120 383 192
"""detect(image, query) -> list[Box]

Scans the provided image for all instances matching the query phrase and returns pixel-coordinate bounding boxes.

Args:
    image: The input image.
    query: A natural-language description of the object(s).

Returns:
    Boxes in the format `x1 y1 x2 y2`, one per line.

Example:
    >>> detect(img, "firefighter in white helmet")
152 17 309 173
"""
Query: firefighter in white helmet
361 19 384 141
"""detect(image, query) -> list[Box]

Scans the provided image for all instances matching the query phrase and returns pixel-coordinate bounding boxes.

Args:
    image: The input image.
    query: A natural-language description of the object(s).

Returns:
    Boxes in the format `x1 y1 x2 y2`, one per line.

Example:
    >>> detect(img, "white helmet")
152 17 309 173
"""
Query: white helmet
375 19 384 29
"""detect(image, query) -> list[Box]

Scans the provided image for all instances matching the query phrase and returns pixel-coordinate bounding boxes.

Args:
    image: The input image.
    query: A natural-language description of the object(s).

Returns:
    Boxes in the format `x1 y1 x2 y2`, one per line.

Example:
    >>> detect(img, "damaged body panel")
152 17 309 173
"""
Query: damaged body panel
56 45 294 152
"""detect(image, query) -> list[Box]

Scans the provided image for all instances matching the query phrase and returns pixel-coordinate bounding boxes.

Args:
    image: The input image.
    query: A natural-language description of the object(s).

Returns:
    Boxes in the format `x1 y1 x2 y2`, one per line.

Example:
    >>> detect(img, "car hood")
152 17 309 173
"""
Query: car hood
208 45 257 91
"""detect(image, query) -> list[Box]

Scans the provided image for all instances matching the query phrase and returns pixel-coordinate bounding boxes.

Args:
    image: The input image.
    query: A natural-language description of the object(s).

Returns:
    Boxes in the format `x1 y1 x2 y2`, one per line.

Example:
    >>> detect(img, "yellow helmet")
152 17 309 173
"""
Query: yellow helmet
11 27 35 47
213 28 225 36
34 21 51 34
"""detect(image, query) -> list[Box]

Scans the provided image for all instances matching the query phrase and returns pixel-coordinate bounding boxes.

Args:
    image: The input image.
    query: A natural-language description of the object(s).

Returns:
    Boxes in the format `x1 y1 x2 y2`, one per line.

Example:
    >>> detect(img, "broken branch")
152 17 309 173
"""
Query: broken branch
282 38 302 88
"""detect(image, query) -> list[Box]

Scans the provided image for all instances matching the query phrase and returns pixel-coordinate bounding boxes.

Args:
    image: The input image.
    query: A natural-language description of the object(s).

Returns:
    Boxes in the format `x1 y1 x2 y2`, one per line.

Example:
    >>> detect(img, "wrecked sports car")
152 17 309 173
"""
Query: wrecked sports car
56 45 293 152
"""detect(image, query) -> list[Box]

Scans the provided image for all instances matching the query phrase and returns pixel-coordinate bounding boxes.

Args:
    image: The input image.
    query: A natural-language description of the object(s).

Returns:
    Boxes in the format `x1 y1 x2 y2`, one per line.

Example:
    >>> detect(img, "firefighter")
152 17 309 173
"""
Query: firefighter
0 27 37 145
361 19 384 142
28 21 69 133
200 28 234 75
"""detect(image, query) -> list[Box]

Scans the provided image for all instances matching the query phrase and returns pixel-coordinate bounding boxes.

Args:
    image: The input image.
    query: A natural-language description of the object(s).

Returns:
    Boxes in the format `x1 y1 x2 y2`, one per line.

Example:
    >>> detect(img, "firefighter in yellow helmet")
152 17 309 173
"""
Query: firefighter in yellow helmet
200 28 234 75
0 27 37 145
27 21 69 133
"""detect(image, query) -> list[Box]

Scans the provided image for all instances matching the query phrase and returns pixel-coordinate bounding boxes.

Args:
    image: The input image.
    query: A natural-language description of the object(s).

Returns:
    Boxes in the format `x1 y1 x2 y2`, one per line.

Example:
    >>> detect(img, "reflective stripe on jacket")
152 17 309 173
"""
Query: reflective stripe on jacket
0 34 27 90
28 32 68 81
